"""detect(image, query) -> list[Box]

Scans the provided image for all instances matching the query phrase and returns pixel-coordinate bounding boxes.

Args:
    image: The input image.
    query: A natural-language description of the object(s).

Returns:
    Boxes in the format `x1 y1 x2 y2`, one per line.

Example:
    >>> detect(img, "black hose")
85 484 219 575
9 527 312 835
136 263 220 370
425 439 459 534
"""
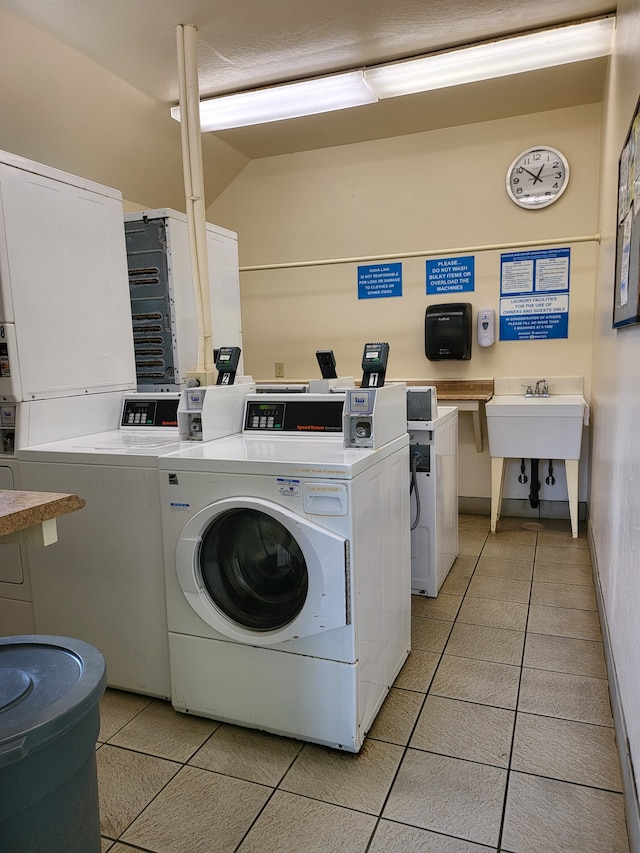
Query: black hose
410 452 421 530
529 458 541 508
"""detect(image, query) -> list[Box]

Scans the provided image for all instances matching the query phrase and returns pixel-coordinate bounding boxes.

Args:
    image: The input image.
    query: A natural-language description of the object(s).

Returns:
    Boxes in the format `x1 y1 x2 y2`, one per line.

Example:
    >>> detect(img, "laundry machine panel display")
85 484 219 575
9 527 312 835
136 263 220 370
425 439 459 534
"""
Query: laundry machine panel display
244 399 344 432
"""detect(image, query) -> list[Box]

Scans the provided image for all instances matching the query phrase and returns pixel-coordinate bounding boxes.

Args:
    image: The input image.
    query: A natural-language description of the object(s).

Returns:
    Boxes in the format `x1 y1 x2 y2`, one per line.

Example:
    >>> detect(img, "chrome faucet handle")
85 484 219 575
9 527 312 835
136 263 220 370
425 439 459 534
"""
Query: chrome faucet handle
521 384 533 397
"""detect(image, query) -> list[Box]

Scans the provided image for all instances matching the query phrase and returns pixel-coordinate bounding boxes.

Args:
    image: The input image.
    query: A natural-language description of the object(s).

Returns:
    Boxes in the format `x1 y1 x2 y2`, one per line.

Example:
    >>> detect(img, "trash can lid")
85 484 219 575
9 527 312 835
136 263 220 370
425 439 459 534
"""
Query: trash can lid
0 635 107 767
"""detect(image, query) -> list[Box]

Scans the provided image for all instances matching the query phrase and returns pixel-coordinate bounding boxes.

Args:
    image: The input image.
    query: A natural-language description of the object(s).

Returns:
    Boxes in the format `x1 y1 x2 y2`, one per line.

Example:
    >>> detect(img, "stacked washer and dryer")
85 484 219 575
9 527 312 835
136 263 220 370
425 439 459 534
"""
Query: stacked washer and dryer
0 149 137 635
159 382 411 752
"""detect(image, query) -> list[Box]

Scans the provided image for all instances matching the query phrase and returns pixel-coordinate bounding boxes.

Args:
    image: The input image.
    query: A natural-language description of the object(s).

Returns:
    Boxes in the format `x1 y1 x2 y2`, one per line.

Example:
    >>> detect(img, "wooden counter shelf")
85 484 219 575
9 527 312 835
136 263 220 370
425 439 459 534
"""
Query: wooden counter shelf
0 489 86 546
405 380 494 452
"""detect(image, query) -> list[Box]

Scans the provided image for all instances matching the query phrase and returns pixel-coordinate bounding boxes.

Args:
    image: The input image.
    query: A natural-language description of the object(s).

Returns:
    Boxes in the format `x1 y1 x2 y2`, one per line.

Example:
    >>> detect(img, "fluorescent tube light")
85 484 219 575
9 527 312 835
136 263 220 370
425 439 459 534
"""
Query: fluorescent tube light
171 71 377 131
364 18 614 98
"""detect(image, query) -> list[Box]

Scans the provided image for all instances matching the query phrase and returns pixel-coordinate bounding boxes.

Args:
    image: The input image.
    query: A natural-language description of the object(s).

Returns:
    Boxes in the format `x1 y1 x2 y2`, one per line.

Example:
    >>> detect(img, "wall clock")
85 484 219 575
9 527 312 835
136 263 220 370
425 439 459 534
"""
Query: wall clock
506 146 570 209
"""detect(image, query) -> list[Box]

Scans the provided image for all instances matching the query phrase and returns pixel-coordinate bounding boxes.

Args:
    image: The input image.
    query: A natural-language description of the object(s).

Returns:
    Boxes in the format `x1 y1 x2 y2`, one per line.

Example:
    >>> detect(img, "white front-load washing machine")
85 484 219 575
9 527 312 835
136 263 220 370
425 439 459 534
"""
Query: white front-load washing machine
159 392 410 752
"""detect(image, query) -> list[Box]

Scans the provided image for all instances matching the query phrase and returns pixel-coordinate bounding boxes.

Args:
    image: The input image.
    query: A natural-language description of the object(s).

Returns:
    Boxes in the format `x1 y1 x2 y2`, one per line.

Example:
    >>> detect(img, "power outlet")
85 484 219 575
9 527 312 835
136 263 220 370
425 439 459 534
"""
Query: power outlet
275 362 285 378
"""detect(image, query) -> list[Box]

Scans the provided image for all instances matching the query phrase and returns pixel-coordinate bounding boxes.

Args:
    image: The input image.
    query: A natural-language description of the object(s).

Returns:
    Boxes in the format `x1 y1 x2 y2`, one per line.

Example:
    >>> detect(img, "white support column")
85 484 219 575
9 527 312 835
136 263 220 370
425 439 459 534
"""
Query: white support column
565 458 580 538
490 457 505 533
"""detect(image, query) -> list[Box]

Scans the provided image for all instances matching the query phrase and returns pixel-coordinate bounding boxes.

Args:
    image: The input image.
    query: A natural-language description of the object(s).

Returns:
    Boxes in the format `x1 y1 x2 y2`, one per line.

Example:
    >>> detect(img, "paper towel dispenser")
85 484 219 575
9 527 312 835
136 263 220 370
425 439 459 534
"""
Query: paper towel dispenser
425 303 472 361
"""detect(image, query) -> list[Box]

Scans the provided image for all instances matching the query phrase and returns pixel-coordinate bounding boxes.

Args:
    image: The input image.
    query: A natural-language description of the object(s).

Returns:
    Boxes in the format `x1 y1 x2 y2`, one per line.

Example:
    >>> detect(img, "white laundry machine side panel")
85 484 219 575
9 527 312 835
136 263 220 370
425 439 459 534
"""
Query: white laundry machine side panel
350 444 410 735
0 460 34 635
19 459 170 698
169 633 360 751
160 468 356 662
435 412 459 587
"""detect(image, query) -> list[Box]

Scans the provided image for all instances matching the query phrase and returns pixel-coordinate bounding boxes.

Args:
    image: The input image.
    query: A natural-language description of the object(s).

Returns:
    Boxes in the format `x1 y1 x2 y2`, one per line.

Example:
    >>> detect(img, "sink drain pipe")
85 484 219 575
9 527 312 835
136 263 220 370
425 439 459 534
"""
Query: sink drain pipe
529 458 541 508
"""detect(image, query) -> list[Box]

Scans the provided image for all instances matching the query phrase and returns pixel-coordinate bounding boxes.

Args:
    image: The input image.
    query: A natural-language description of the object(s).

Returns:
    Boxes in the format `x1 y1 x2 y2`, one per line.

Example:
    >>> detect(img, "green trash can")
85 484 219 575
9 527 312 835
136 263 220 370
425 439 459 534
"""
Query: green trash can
0 635 107 853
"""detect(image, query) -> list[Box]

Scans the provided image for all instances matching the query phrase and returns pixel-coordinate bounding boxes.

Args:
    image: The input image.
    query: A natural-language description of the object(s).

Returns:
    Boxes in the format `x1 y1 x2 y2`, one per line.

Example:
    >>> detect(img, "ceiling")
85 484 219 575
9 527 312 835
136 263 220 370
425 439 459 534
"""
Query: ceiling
0 0 617 158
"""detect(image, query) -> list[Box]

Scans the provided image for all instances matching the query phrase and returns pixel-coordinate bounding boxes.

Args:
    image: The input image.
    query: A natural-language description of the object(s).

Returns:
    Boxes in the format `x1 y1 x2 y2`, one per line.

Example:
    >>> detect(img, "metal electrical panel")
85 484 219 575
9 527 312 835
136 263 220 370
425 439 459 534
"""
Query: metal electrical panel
125 217 177 389
124 208 243 392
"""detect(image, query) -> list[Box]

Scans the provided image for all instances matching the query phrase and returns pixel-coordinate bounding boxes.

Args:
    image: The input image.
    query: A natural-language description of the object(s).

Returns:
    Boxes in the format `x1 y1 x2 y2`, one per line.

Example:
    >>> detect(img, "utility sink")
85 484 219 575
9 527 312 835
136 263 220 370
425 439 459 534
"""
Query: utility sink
486 395 587 460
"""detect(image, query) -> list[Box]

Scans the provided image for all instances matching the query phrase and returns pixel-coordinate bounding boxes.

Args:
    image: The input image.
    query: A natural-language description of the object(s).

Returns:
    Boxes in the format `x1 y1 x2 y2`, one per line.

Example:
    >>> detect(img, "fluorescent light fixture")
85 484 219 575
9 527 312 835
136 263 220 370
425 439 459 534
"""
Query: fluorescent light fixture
171 70 377 131
171 18 614 131
364 18 614 98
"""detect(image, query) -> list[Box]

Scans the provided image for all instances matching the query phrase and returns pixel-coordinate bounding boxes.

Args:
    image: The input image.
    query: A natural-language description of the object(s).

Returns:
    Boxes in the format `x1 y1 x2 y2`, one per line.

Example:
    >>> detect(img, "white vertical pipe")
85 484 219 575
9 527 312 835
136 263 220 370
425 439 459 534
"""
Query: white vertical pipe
176 24 214 374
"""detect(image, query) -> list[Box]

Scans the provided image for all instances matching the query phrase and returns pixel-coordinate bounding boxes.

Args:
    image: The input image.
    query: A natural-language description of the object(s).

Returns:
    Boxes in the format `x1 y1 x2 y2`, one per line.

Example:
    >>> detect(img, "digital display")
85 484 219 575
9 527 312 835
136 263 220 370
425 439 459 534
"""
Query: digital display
244 399 343 432
121 397 179 428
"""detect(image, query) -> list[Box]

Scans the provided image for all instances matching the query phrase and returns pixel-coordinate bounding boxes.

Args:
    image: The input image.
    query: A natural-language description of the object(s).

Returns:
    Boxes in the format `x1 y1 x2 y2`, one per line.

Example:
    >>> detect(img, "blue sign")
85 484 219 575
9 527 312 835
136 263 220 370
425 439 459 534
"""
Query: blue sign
358 263 402 300
426 255 475 294
500 248 570 296
500 295 569 340
499 248 570 341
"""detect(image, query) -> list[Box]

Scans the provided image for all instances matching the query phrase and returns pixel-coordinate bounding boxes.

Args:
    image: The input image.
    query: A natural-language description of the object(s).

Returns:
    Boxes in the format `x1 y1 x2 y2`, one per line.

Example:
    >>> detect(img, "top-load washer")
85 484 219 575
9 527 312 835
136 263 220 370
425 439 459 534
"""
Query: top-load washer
159 387 410 752
17 385 253 698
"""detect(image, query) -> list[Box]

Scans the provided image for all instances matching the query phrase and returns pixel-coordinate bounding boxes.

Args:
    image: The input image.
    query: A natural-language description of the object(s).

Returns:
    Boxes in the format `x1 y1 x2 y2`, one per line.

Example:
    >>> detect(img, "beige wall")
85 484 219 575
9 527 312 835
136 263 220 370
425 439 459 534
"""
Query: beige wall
590 0 640 833
208 104 601 500
0 6 248 211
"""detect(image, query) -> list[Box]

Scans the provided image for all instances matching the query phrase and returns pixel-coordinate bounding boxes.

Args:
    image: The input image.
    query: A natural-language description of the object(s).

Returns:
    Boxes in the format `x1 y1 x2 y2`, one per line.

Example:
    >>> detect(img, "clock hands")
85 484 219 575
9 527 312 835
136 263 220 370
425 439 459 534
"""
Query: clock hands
521 165 545 184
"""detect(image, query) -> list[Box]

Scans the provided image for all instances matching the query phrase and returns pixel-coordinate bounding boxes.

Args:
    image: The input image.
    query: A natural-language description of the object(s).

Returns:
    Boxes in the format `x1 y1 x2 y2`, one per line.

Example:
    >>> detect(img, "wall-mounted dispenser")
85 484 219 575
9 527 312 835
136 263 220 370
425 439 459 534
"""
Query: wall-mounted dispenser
477 309 496 348
425 303 472 361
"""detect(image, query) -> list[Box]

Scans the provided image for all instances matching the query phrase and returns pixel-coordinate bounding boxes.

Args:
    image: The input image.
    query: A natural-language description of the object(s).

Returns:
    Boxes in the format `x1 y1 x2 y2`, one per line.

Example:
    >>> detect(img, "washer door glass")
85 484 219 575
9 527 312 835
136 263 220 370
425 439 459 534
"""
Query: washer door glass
200 508 309 631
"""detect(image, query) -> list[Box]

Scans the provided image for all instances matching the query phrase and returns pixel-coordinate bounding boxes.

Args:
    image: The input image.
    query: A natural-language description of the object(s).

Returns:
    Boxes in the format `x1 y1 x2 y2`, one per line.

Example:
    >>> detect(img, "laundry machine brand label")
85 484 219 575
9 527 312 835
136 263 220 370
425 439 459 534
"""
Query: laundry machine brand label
276 477 300 497
169 501 190 511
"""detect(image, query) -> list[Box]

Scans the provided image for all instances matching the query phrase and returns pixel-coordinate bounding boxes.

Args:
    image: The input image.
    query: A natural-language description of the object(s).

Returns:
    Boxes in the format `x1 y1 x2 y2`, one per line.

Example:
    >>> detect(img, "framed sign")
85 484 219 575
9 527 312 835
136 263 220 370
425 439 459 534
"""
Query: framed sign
613 96 640 328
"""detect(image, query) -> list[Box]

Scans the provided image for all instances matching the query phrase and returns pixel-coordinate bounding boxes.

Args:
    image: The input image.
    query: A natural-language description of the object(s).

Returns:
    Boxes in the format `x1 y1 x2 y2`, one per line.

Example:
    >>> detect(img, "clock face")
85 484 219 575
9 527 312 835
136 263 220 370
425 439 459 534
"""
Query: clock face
506 146 570 209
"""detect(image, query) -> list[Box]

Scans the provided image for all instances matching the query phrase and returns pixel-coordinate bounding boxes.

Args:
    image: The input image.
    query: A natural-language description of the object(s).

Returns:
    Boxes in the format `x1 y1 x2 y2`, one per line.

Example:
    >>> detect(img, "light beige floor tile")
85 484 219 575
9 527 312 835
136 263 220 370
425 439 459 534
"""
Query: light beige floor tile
98 689 153 742
189 723 303 786
486 528 537 546
501 772 629 853
458 529 488 557
101 839 113 852
493 516 537 532
511 712 622 790
122 765 271 853
439 570 472 596
367 687 424 745
518 667 613 726
456 597 529 632
394 649 440 691
448 555 479 578
523 633 606 678
108 845 149 852
369 820 496 852
536 543 592 566
530 580 597 610
237 790 376 853
475 556 533 581
533 560 593 585
536 526 590 547
411 695 514 767
411 615 454 653
383 749 506 847
411 592 463 621
466 575 531 604
430 655 520 709
97 744 180 838
480 541 535 563
459 513 491 530
280 738 403 814
445 622 525 666
108 699 218 762
527 604 602 641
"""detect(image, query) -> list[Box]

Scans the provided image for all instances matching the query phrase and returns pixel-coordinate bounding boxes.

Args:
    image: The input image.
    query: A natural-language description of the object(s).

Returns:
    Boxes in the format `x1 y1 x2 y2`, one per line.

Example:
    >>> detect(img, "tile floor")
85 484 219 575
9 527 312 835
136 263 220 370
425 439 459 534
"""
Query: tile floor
97 514 630 853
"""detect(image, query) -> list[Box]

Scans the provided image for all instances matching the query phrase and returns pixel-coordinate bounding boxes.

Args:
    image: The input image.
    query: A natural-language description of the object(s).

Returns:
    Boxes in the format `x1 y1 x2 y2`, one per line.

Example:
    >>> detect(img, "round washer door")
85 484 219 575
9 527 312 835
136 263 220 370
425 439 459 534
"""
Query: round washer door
176 496 348 645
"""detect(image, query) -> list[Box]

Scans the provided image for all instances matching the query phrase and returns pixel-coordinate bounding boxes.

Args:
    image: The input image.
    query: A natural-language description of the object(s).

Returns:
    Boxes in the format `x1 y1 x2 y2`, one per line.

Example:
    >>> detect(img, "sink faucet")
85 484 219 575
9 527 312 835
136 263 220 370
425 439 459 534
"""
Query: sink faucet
534 379 549 397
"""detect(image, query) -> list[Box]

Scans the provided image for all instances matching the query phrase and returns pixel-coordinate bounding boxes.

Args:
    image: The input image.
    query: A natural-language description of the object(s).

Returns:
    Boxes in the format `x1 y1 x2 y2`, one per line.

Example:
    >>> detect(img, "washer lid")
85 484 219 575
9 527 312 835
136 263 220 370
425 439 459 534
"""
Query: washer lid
0 635 107 767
